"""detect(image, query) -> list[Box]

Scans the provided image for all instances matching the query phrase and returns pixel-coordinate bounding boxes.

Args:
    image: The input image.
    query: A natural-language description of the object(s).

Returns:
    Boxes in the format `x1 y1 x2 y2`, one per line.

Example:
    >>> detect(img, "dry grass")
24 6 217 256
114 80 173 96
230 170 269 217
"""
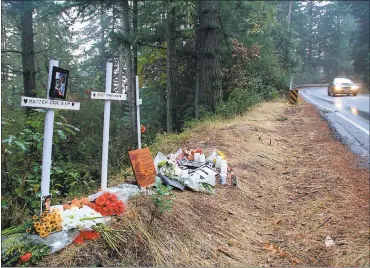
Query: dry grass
38 100 369 267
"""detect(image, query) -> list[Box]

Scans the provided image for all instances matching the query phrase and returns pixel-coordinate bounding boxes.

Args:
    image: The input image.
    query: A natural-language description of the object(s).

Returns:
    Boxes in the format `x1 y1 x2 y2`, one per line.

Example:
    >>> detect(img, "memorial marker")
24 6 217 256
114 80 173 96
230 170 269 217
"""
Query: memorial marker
19 59 80 214
91 62 127 190
128 147 156 188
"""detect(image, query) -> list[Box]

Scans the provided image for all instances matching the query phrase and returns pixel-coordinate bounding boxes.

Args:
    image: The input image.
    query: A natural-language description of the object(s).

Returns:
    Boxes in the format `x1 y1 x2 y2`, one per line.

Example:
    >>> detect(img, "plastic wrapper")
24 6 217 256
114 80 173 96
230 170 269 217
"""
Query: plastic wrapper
87 184 140 205
154 152 167 173
26 230 79 254
157 173 185 191
206 149 217 164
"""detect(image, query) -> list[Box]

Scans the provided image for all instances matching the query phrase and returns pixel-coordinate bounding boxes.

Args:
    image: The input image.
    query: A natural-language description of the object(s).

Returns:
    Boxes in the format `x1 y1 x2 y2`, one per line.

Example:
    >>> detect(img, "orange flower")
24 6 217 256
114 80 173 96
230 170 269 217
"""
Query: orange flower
80 197 89 205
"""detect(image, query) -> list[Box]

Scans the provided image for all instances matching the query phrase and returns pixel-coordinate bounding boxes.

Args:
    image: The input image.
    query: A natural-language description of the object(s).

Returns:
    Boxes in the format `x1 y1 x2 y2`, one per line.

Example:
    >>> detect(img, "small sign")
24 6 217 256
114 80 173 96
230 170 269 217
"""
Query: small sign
49 67 69 99
21 97 80 110
128 148 156 188
137 99 142 105
91 91 127 100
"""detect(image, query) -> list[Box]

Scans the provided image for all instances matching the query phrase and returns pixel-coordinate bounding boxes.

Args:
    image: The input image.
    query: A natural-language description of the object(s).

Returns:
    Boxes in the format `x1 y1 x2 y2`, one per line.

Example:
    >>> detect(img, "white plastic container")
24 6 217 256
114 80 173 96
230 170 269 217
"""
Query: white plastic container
220 174 227 185
194 153 200 162
199 154 206 163
220 160 228 174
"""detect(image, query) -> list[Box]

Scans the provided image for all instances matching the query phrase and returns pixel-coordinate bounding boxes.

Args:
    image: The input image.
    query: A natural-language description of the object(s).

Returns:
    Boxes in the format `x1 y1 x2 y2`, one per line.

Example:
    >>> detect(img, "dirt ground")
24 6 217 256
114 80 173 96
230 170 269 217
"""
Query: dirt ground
39 100 369 267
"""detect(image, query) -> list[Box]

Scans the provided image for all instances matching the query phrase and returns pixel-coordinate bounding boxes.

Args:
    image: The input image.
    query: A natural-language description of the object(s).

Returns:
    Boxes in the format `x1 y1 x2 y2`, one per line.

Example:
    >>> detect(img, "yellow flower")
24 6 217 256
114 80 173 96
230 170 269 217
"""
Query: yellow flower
33 215 39 220
34 221 40 227
56 226 62 231
26 228 31 233
35 227 41 233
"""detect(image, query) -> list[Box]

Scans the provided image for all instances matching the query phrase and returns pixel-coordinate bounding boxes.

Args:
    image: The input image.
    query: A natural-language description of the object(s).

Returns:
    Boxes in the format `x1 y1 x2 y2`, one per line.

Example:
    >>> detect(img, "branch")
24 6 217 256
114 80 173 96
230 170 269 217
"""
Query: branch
1 49 22 54
33 49 48 55
137 41 165 49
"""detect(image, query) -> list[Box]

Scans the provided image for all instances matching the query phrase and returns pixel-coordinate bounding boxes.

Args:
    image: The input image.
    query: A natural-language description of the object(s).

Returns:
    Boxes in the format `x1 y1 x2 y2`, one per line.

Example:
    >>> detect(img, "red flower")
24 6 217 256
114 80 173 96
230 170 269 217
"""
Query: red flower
109 195 118 202
141 125 146 134
96 196 107 205
73 233 84 244
20 252 32 263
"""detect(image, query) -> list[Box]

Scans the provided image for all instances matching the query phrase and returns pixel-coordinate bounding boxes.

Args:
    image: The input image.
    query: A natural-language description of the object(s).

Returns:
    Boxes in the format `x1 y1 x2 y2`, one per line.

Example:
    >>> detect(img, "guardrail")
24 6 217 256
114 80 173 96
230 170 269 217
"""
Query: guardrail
291 84 329 90
291 83 364 90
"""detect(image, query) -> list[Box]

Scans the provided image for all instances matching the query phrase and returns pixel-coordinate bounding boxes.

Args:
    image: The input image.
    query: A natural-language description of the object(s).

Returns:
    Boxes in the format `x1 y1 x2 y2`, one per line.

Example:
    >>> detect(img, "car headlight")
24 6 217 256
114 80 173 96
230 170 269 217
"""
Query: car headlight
334 85 341 90
351 85 358 90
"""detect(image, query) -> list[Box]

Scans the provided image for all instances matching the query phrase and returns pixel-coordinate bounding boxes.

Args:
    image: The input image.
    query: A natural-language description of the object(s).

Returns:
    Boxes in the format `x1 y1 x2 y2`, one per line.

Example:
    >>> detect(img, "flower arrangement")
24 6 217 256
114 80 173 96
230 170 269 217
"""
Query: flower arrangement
61 205 105 231
62 197 89 210
28 210 62 238
88 193 125 217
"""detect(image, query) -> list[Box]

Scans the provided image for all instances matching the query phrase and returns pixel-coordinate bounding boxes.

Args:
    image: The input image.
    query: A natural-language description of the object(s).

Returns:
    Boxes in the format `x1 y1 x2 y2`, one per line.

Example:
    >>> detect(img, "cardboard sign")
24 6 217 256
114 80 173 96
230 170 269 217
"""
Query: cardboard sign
21 97 80 110
91 91 127 100
49 66 69 99
128 148 156 188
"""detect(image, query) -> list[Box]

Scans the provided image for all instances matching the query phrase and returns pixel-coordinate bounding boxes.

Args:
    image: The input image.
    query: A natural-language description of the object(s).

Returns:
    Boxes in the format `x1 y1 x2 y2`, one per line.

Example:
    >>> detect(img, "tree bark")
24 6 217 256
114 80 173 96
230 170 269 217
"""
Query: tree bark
287 1 292 26
122 0 136 135
197 0 222 112
308 0 313 61
20 1 36 97
166 5 176 132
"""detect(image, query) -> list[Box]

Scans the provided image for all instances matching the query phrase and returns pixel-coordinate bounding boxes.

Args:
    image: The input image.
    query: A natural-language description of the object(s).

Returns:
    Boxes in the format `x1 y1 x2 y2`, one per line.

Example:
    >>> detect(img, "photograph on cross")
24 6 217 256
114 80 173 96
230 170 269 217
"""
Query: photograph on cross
49 66 69 99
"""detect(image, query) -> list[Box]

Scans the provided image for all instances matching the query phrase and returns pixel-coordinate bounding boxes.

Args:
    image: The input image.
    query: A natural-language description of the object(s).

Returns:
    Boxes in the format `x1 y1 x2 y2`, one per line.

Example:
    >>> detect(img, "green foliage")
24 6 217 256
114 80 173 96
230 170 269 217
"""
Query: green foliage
1 233 50 266
1 110 97 227
151 180 175 214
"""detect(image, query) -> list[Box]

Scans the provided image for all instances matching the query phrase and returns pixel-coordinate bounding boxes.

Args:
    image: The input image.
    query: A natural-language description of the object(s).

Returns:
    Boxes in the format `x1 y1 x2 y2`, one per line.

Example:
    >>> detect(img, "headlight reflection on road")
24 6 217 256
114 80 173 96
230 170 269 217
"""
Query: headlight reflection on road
334 101 343 110
351 107 358 115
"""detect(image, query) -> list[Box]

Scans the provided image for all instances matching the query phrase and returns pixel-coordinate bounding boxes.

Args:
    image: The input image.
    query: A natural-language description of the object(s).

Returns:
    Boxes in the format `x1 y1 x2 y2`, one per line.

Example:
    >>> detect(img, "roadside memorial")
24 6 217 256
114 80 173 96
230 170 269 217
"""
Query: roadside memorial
128 147 156 188
153 148 237 194
20 59 80 214
90 62 127 190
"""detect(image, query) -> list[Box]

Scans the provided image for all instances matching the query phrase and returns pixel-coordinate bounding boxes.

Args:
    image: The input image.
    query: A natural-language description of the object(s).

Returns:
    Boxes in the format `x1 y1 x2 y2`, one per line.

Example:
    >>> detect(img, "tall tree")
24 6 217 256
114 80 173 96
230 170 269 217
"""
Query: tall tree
197 0 222 112
122 0 136 135
166 3 176 132
20 1 36 97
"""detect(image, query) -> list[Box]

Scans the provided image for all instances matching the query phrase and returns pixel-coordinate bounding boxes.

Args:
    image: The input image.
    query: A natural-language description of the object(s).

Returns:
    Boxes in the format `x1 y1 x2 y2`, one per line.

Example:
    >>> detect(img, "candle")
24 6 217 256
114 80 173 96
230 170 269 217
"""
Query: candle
215 156 222 168
194 153 200 162
220 160 228 174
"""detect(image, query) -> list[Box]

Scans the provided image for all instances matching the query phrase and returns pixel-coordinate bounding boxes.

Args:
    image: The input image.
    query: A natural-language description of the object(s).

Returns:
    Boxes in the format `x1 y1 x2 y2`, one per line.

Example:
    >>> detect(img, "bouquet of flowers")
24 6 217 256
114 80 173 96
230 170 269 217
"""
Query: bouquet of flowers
28 210 62 238
88 192 125 216
61 205 105 231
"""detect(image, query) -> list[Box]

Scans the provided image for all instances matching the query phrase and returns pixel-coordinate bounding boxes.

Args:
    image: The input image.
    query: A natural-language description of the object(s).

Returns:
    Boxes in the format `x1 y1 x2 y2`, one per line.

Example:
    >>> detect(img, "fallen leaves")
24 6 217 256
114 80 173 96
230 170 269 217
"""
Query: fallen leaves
263 242 301 266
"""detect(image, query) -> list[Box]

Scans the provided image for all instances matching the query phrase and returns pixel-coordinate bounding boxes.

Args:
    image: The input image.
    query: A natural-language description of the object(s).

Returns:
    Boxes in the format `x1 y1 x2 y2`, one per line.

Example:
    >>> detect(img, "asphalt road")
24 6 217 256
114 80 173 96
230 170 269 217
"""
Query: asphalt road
300 87 369 166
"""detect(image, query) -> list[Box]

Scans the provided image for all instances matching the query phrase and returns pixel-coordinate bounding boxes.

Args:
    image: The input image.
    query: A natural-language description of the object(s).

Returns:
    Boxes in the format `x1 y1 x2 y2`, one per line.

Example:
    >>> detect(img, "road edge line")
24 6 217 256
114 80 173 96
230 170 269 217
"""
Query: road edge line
300 91 370 136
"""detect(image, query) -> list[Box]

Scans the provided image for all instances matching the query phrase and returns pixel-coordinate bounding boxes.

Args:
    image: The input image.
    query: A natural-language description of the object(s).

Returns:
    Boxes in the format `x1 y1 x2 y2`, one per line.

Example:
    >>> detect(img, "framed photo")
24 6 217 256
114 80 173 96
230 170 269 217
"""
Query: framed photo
49 67 69 99
41 194 52 215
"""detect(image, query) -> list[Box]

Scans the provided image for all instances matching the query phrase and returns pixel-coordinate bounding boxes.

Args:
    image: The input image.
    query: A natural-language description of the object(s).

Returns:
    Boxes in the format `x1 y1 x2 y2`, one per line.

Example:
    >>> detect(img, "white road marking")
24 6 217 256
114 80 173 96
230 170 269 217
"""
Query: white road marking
300 91 370 136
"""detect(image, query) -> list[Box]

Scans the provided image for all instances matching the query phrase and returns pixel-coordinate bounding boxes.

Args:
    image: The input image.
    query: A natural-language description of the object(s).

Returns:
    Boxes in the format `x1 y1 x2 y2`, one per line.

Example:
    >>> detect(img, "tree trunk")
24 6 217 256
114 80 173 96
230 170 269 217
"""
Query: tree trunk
197 0 222 112
308 0 313 61
166 5 176 132
20 1 36 97
132 0 138 132
195 10 200 120
122 0 136 135
100 2 106 87
287 1 292 26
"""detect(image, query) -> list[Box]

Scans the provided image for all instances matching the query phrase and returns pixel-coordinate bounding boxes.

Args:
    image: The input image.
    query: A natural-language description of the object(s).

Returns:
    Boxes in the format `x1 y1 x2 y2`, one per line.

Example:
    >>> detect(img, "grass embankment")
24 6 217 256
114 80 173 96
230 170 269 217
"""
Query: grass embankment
38 99 369 267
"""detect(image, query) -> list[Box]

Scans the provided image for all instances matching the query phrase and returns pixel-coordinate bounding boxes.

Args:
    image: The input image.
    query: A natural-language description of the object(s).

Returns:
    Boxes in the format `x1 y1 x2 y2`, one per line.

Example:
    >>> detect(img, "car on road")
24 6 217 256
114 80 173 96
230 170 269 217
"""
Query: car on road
328 77 359 97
